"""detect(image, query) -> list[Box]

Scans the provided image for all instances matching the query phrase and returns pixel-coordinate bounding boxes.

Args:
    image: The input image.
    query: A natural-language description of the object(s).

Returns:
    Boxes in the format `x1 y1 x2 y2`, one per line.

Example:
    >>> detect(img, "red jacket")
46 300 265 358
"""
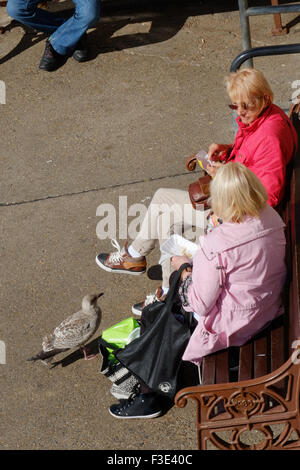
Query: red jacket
221 104 298 207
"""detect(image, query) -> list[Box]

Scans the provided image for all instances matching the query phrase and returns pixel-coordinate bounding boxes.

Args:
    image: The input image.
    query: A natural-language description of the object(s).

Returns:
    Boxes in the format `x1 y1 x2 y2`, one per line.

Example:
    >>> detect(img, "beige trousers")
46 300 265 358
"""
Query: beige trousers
131 187 207 287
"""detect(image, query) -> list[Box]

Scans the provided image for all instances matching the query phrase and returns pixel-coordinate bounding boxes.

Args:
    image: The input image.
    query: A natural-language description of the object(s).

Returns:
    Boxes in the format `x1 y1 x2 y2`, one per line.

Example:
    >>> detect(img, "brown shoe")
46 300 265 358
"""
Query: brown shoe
95 240 146 275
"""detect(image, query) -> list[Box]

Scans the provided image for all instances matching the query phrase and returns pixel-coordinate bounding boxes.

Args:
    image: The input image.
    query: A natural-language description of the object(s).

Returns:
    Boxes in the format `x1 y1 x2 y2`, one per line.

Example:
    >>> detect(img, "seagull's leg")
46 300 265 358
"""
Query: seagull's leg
80 345 97 360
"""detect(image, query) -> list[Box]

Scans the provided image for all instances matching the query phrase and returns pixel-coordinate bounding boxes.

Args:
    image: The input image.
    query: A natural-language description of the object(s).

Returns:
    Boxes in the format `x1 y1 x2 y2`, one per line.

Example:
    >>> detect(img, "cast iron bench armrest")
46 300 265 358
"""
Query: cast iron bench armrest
175 342 300 450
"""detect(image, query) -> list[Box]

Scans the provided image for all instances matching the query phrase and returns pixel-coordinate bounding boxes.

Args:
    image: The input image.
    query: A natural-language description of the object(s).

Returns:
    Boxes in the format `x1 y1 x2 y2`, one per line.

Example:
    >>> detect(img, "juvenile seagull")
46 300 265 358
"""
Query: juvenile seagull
28 293 103 363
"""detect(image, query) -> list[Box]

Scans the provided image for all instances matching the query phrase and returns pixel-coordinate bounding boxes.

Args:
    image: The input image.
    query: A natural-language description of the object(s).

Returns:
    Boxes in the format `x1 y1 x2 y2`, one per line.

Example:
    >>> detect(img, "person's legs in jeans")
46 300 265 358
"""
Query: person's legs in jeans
50 0 101 56
7 0 101 66
7 0 66 34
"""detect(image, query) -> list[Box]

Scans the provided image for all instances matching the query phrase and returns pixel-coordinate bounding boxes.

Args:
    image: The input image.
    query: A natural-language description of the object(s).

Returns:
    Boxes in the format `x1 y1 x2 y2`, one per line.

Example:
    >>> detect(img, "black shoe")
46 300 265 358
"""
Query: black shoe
73 34 89 62
109 393 162 419
39 40 67 72
147 264 163 280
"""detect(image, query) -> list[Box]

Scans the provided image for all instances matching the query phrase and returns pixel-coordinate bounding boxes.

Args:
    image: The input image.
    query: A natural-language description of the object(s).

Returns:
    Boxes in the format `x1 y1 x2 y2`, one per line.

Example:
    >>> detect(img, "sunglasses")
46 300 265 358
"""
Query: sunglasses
228 102 253 111
228 97 264 111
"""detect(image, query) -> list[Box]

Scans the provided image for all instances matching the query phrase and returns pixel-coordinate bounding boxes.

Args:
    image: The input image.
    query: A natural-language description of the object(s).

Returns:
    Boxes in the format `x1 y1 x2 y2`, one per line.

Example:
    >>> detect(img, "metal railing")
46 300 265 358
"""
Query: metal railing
230 42 300 72
238 0 300 66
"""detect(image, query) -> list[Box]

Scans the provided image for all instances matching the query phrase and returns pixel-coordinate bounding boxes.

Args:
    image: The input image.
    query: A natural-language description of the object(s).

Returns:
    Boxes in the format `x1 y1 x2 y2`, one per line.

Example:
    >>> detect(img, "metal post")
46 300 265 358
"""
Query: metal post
238 0 253 68
271 0 288 35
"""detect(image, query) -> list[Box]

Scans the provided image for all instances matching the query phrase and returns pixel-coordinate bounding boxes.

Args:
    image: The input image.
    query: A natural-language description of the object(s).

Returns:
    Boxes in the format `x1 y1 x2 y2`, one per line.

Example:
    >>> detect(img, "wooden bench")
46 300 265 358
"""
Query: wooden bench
174 102 300 450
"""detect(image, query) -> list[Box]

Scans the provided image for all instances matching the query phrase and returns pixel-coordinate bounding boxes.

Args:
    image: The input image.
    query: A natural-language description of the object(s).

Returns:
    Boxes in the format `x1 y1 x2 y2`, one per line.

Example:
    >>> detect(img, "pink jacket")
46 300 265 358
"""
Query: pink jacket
221 104 298 207
182 204 286 365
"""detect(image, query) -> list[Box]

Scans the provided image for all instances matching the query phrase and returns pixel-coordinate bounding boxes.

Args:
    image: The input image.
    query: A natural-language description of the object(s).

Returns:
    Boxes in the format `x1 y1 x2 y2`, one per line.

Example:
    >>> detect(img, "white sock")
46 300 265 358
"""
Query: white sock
128 244 143 258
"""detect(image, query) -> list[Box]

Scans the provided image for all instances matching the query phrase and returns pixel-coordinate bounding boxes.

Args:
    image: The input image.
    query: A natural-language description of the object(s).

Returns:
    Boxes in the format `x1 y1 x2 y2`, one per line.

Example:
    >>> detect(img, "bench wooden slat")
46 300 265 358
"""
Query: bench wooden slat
215 351 229 384
254 336 268 378
270 322 285 372
238 343 253 381
201 355 215 385
288 113 300 342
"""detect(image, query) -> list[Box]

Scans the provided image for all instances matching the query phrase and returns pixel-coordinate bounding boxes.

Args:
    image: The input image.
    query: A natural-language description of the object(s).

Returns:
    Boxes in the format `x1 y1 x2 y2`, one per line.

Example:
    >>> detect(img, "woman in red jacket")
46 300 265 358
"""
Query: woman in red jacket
207 68 298 207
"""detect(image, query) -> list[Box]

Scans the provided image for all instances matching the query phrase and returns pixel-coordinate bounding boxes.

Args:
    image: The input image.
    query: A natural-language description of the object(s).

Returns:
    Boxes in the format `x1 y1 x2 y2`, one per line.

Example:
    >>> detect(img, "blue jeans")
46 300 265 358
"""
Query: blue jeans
7 0 101 56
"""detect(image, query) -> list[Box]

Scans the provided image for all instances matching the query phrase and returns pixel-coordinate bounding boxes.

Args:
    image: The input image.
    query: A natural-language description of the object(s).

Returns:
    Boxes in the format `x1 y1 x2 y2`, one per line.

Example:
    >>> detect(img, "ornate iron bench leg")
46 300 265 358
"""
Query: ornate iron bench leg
175 350 300 450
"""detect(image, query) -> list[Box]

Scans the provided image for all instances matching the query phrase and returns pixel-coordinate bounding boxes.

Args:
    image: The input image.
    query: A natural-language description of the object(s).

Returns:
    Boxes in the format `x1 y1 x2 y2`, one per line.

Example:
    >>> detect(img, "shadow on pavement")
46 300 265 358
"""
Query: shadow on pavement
50 335 101 368
0 1 196 65
1 0 299 65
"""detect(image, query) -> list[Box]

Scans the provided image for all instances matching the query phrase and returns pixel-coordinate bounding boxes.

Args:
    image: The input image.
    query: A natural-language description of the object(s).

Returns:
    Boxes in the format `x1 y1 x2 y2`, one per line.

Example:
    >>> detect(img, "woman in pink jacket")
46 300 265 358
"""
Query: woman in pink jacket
109 163 286 419
175 162 286 365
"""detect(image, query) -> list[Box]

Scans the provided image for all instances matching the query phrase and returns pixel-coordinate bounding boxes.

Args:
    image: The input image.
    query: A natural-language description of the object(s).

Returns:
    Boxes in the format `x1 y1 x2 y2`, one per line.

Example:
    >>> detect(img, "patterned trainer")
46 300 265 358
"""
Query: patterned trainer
95 240 146 275
110 382 140 400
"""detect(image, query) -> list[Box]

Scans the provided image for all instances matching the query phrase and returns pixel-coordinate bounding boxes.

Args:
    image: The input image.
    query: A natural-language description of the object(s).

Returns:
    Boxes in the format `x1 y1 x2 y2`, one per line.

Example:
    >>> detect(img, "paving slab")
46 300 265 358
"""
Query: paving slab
0 0 300 451
0 177 201 450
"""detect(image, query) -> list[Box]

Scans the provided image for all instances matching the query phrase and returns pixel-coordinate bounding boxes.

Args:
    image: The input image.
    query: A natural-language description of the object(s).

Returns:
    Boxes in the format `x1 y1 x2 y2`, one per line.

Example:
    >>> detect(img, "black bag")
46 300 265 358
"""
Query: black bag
115 264 194 400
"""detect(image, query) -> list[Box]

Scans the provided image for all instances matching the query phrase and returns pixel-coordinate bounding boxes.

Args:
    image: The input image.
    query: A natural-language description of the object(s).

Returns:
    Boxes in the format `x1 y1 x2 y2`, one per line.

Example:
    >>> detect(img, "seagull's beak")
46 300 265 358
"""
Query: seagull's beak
97 292 104 298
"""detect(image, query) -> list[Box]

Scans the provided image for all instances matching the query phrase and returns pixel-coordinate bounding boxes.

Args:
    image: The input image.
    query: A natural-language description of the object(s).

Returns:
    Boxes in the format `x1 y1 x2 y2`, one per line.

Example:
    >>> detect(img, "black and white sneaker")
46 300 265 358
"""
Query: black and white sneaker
109 393 162 419
131 287 165 317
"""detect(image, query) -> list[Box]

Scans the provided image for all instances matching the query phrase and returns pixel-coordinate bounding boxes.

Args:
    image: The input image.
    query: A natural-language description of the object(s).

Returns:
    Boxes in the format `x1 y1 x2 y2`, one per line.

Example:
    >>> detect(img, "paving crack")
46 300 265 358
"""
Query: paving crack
0 170 198 207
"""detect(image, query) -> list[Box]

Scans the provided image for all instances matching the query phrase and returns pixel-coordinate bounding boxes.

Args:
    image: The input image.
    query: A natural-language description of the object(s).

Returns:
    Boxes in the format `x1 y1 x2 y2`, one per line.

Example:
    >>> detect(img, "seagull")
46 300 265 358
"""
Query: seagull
28 293 103 363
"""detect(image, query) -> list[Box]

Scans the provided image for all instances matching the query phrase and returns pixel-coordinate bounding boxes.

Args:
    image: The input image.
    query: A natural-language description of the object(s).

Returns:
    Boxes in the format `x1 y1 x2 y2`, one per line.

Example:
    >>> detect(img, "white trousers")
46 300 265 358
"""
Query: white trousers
131 187 207 287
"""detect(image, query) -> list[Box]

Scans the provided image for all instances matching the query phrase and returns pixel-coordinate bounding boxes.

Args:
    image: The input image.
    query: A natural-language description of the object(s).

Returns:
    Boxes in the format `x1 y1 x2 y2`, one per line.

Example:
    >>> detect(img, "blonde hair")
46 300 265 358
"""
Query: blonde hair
225 68 274 115
210 162 268 223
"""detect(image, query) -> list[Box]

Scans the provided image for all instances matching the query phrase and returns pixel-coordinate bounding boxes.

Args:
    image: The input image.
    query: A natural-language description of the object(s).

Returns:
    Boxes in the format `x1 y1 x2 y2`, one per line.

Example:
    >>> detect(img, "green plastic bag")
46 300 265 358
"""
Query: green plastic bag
101 317 140 363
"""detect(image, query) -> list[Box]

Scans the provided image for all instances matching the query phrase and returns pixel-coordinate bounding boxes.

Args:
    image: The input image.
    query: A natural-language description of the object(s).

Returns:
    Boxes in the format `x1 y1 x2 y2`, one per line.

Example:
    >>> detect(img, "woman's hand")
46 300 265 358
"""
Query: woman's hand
207 143 232 161
171 256 193 281
172 255 192 281
171 255 191 270
206 160 223 177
